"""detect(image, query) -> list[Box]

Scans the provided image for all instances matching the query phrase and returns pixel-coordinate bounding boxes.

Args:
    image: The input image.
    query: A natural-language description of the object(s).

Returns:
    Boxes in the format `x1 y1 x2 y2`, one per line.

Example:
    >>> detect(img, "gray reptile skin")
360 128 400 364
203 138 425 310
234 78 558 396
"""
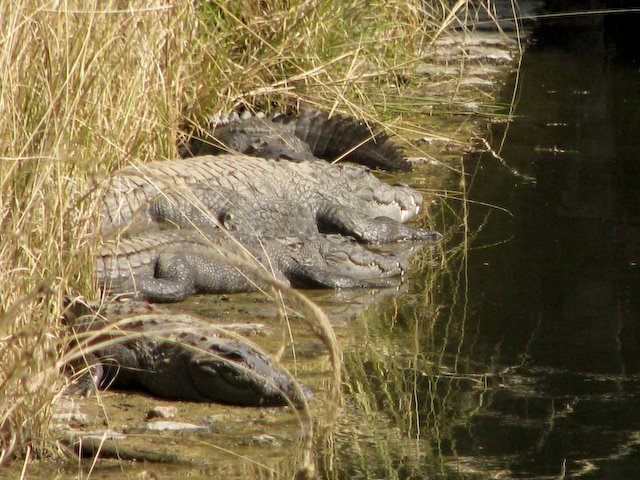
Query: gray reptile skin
102 154 438 243
179 109 411 171
67 313 311 407
144 184 440 244
96 229 406 302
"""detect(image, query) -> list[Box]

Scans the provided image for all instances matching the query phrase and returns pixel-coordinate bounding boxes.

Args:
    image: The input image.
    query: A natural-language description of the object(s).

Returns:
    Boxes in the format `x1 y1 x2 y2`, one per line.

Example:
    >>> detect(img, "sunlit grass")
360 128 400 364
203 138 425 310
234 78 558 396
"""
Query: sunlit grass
0 0 200 464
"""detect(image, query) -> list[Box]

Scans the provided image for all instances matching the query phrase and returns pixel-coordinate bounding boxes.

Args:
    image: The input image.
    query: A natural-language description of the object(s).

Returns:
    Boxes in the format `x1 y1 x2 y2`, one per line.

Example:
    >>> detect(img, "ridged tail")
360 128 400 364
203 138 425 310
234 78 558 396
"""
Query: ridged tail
271 110 411 171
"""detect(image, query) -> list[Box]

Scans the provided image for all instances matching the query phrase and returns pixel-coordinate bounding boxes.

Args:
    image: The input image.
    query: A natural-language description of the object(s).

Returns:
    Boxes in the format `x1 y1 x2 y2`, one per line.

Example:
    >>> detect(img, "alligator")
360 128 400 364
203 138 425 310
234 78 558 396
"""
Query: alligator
66 311 311 407
96 228 406 303
179 109 412 171
102 154 441 244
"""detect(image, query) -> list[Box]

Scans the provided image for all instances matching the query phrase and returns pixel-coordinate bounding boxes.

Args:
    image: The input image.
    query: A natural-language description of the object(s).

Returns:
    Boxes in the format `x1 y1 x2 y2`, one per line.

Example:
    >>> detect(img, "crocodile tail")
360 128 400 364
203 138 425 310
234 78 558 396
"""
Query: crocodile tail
272 109 411 171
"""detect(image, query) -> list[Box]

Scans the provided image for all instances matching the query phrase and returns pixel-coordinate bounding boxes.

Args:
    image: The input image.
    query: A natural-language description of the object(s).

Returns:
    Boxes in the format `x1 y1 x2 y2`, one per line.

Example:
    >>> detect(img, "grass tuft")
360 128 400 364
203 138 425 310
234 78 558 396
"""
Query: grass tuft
0 0 199 462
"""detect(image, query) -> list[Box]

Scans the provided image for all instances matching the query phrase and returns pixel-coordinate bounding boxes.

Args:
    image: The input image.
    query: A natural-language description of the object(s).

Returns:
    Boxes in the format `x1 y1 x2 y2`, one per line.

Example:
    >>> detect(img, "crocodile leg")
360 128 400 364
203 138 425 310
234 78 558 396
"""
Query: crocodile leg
147 186 320 238
317 205 443 243
140 252 259 303
65 352 104 397
146 187 233 231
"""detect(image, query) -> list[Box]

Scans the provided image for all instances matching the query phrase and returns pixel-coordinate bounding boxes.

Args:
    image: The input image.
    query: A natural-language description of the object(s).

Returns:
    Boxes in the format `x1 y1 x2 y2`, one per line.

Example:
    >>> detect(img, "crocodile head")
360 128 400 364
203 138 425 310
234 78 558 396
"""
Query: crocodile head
309 234 408 278
332 164 423 222
185 335 312 408
72 314 313 407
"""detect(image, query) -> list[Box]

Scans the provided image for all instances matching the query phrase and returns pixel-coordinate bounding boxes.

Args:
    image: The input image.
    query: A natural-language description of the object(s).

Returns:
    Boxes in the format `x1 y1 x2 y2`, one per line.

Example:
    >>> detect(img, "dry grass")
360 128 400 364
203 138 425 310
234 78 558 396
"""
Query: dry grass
0 0 493 467
0 1 199 462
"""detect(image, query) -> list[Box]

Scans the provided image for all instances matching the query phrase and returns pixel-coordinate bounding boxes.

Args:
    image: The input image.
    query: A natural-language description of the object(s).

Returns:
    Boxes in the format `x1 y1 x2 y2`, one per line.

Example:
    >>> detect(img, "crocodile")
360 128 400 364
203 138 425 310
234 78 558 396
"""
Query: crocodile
66 311 311 407
143 184 439 244
96 228 406 303
179 109 412 172
102 154 440 244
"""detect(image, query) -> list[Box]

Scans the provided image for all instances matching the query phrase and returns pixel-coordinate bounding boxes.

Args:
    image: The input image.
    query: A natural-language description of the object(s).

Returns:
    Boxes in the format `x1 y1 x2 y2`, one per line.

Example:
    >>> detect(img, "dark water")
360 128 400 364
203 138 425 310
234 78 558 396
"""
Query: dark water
453 2 640 477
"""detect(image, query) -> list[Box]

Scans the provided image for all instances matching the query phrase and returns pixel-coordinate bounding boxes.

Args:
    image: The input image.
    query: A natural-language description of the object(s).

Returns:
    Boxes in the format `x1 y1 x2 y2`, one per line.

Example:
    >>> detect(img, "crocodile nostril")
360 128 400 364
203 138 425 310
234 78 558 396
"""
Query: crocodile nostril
221 211 235 229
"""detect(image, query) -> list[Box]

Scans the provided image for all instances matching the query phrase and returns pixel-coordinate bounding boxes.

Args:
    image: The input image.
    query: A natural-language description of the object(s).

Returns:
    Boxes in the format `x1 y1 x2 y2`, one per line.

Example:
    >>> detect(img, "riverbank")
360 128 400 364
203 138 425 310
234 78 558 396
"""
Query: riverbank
0 1 529 477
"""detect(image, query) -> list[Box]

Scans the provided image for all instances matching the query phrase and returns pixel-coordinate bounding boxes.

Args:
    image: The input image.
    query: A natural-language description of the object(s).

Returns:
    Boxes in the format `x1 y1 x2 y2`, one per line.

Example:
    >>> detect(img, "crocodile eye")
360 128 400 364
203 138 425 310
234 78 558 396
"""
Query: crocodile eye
217 349 245 363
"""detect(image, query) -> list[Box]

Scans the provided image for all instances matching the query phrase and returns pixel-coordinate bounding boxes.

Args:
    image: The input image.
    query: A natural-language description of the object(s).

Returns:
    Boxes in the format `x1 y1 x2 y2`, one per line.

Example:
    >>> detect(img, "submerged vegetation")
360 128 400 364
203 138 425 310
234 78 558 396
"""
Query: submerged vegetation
0 0 517 474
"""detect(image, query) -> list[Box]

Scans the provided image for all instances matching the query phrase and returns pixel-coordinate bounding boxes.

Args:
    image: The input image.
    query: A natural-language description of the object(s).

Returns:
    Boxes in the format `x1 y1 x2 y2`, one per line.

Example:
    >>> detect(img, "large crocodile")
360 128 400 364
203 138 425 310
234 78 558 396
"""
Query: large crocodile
66 310 311 407
97 228 406 303
102 154 439 244
143 184 439 244
179 109 412 172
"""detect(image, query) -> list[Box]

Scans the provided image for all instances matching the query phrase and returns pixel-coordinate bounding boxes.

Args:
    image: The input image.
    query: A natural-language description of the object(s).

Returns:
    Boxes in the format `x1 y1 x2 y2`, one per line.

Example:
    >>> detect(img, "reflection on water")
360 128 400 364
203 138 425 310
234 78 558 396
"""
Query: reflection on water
326 2 640 479
455 2 640 477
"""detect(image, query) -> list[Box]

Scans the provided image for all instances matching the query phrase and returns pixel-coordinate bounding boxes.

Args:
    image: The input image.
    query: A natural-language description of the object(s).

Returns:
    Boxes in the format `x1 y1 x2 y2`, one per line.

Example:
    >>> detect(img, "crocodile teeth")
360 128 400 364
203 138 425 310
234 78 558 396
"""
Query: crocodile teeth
399 204 419 222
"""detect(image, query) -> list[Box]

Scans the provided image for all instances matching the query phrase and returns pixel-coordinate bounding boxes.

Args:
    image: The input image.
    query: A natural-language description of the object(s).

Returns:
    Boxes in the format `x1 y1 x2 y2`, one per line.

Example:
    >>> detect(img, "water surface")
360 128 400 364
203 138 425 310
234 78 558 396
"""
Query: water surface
438 4 640 477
